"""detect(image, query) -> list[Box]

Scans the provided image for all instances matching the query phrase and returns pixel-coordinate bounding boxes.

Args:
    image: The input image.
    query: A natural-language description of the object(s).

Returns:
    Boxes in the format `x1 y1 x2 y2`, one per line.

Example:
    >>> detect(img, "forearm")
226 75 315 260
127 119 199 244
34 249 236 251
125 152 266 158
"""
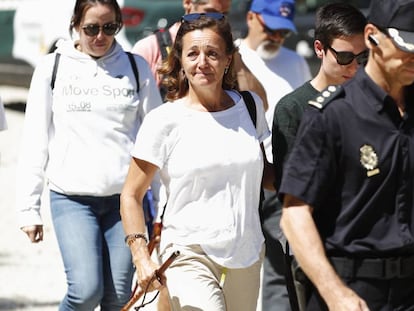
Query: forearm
280 196 347 306
120 178 160 290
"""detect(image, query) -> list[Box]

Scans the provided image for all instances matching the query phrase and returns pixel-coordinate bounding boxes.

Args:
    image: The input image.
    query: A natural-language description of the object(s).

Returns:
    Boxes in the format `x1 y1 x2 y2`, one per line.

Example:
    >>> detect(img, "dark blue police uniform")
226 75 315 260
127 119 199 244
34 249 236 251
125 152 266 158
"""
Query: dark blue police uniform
279 67 414 310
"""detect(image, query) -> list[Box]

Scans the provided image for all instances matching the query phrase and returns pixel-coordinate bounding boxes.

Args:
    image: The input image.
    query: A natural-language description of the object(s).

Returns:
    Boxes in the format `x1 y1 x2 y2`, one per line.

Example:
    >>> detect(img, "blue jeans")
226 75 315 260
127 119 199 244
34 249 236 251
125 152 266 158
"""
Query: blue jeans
50 190 134 311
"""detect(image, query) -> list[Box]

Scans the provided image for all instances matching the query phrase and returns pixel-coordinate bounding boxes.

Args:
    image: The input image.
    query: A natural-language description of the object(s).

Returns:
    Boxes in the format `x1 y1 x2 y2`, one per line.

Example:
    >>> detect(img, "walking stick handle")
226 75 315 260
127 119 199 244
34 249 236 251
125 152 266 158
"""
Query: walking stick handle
147 222 162 254
121 250 180 311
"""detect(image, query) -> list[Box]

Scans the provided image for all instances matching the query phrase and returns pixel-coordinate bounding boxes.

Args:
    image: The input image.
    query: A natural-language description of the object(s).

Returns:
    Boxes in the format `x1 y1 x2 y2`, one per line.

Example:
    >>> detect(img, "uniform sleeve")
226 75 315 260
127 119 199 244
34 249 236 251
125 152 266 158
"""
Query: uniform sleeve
15 54 55 227
279 108 336 209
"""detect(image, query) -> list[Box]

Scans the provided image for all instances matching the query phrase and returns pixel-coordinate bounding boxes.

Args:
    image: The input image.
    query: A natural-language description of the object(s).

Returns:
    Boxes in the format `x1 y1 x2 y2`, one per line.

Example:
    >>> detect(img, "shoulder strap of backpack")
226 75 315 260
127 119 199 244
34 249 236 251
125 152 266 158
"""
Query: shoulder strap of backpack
126 51 140 93
50 52 61 90
240 90 257 128
155 28 173 61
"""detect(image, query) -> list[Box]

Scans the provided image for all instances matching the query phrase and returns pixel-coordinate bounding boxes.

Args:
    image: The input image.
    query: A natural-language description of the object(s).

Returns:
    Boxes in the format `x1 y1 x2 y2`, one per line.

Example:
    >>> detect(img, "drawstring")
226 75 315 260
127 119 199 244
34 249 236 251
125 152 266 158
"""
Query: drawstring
219 267 227 288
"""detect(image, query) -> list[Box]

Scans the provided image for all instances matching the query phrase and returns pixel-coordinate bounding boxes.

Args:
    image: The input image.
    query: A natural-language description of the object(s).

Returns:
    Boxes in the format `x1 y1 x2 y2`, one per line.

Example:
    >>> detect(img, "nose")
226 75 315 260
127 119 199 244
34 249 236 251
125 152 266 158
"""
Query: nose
347 59 360 75
96 30 106 39
198 52 208 67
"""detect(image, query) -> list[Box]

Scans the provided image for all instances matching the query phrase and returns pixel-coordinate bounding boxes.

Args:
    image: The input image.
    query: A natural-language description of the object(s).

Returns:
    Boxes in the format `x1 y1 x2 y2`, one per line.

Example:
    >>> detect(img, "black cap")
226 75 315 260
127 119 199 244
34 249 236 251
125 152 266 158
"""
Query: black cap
368 0 414 53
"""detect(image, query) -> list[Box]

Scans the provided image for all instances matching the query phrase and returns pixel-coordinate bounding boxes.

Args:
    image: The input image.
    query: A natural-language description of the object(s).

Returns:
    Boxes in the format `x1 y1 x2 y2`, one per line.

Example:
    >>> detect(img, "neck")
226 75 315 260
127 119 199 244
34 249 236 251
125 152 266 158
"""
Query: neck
365 61 406 115
310 71 331 92
186 88 233 112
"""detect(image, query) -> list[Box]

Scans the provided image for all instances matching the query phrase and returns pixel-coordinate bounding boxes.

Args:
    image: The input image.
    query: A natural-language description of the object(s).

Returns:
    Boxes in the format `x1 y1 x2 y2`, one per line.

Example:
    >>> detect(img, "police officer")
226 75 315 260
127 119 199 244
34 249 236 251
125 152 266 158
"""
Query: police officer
278 0 414 310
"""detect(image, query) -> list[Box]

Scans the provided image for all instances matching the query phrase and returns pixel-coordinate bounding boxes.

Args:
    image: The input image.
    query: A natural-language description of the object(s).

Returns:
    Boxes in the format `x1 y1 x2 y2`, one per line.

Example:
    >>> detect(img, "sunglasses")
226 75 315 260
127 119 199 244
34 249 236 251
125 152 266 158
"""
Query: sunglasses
327 46 368 65
81 23 119 37
256 15 292 38
181 12 225 23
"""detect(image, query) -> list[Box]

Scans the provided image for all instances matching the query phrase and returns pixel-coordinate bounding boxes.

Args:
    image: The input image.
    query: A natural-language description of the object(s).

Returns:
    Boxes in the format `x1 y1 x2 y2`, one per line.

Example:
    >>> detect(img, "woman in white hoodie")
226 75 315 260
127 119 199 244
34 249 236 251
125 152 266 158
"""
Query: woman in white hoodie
16 0 162 309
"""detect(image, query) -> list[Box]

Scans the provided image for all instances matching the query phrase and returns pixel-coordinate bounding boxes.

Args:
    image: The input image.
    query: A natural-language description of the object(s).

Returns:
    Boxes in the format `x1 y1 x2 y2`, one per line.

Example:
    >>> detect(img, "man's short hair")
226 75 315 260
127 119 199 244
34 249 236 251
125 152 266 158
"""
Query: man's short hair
314 3 367 49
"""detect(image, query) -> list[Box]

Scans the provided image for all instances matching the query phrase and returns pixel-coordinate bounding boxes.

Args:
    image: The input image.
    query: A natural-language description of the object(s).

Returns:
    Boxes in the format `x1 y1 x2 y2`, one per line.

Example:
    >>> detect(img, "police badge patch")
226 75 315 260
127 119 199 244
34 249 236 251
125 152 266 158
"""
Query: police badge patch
360 144 380 177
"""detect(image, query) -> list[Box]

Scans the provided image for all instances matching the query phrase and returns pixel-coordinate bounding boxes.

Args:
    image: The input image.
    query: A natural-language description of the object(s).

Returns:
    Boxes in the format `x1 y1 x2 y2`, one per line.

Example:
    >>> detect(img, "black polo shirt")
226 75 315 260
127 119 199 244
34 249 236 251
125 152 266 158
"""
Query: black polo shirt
279 68 414 257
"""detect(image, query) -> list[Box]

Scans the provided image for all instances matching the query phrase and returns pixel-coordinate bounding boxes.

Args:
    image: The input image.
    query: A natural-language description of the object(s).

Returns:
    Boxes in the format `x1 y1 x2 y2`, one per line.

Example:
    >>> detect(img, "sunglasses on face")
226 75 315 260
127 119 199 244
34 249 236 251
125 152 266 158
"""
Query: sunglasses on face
181 12 226 23
327 46 368 65
81 23 119 37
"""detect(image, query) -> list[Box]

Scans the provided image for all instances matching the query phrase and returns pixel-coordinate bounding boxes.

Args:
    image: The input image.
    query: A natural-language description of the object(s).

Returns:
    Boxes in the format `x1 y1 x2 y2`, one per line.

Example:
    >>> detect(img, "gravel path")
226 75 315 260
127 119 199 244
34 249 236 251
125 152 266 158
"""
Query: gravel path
0 107 66 311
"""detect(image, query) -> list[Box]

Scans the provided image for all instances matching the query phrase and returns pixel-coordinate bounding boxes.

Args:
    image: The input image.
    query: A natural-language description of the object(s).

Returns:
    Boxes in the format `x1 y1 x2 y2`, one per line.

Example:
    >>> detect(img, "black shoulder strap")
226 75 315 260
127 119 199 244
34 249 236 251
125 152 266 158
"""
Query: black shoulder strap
240 90 257 128
155 29 173 61
50 52 61 90
126 51 140 93
51 52 140 94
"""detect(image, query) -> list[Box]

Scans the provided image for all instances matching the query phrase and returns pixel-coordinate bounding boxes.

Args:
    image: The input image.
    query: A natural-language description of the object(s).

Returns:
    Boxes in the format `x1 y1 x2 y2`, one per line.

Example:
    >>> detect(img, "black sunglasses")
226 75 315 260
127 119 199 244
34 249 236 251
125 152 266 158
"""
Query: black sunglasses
327 46 368 65
81 23 119 37
181 12 225 23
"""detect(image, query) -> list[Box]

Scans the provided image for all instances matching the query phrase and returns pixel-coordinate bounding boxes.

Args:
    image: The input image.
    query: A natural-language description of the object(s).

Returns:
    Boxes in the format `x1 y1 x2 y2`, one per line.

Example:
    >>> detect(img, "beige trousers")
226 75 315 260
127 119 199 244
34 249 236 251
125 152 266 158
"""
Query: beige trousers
161 244 264 311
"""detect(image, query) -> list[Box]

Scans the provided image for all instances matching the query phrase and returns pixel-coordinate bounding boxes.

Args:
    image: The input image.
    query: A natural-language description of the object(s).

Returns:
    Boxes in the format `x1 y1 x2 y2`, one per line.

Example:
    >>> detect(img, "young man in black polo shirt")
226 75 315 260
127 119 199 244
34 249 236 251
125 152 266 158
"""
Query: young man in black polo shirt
279 0 414 309
270 3 366 310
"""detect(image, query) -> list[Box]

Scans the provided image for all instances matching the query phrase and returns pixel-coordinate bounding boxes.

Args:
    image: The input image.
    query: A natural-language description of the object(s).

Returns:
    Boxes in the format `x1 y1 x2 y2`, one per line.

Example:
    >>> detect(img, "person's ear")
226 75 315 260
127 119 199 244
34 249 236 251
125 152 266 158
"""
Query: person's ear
246 11 256 28
182 0 192 14
314 40 324 59
368 34 379 47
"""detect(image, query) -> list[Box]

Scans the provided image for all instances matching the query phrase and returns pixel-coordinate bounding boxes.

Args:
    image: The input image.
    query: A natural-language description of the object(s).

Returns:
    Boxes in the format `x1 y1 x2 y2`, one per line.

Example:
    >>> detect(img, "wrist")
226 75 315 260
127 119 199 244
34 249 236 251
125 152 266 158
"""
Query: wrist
125 233 148 247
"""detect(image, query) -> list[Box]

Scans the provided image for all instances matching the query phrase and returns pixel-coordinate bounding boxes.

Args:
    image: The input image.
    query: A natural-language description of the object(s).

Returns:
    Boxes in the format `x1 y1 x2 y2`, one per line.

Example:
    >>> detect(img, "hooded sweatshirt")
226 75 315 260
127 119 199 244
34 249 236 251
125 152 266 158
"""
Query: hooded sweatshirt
16 39 163 227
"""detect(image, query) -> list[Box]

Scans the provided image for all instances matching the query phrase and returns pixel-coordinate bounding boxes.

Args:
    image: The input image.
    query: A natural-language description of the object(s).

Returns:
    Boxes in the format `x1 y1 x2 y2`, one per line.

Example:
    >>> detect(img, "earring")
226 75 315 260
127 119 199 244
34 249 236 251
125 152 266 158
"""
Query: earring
181 69 187 82
224 67 229 74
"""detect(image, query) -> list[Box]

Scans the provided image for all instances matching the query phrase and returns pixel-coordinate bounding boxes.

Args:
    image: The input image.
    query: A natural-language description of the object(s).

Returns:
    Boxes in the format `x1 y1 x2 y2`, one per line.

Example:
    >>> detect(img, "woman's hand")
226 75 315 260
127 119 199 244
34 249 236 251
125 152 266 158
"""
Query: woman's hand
21 225 43 243
134 254 165 292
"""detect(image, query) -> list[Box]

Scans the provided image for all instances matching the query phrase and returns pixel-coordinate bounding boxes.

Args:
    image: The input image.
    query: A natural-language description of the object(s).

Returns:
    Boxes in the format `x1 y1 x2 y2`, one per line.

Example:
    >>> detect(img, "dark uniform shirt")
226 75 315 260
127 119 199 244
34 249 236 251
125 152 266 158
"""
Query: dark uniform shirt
279 68 414 257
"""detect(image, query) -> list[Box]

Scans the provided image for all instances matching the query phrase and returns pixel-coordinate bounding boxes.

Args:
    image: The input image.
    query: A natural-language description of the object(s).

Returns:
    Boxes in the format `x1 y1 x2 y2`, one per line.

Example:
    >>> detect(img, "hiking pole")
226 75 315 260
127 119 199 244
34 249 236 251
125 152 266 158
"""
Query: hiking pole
121 250 180 311
147 222 162 254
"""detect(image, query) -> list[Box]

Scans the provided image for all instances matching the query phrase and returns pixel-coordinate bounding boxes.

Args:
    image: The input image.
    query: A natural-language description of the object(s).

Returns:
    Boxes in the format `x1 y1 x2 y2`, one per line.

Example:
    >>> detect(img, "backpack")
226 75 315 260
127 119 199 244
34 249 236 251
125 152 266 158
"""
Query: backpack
50 51 140 93
240 90 265 222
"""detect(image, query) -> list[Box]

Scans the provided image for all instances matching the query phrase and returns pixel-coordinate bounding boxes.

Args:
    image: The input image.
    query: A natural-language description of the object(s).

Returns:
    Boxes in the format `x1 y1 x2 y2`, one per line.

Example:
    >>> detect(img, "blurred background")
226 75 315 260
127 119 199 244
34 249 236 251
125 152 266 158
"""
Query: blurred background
0 0 371 89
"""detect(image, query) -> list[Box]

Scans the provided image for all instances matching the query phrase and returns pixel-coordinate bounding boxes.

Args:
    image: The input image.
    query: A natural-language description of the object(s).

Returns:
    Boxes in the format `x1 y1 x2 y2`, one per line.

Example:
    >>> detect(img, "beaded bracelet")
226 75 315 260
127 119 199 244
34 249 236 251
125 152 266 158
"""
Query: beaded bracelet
125 233 148 246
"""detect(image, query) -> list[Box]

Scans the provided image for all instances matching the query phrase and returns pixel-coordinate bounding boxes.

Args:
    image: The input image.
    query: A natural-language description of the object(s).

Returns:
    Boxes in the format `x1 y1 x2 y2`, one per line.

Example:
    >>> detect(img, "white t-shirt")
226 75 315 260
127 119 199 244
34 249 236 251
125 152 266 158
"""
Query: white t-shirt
263 46 312 90
236 39 294 163
132 90 269 268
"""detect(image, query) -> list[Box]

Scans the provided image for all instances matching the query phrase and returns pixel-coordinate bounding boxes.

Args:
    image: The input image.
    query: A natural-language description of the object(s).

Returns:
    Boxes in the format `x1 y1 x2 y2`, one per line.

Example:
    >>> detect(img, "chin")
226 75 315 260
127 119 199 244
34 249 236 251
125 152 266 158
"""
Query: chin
256 42 280 60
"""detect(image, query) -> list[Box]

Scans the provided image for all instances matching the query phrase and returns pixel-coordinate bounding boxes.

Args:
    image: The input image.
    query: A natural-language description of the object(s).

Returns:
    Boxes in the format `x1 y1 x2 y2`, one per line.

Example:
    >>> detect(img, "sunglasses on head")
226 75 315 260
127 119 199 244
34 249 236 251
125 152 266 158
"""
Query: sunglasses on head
327 46 368 65
81 23 119 37
181 12 225 23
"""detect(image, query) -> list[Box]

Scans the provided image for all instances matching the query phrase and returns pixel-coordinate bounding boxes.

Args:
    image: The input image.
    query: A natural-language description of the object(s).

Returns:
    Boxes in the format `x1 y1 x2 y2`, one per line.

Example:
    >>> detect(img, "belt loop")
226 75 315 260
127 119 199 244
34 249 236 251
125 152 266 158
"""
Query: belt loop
384 257 402 279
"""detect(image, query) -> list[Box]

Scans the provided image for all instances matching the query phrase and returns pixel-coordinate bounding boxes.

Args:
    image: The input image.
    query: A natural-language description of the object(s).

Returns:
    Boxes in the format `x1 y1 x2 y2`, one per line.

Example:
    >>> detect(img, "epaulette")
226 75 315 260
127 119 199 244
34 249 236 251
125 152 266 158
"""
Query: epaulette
308 85 344 110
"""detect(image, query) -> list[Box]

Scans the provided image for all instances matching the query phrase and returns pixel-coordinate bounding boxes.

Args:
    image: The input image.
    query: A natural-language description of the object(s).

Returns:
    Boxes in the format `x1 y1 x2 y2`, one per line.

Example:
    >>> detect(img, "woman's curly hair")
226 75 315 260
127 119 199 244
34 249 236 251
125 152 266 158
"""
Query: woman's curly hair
158 15 238 102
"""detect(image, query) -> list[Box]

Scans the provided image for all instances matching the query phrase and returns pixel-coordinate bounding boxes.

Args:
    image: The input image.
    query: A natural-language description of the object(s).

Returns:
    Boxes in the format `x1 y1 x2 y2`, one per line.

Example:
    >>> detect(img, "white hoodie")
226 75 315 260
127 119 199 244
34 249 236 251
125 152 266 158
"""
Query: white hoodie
16 39 163 227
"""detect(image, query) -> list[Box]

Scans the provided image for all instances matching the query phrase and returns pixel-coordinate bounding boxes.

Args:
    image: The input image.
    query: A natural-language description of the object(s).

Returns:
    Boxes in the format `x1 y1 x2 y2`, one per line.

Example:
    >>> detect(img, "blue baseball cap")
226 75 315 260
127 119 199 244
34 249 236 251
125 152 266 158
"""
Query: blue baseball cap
250 0 296 32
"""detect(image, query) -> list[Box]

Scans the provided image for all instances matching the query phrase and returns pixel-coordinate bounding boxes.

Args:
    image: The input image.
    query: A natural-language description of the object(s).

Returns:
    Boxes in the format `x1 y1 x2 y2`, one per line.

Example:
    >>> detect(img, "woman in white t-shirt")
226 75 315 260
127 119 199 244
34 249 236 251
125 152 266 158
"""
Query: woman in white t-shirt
121 13 272 311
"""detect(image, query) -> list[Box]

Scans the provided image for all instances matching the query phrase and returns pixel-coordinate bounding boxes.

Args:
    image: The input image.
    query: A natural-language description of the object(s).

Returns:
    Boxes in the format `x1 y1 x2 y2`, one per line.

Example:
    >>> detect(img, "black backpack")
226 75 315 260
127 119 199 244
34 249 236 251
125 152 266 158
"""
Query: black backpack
50 51 140 92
